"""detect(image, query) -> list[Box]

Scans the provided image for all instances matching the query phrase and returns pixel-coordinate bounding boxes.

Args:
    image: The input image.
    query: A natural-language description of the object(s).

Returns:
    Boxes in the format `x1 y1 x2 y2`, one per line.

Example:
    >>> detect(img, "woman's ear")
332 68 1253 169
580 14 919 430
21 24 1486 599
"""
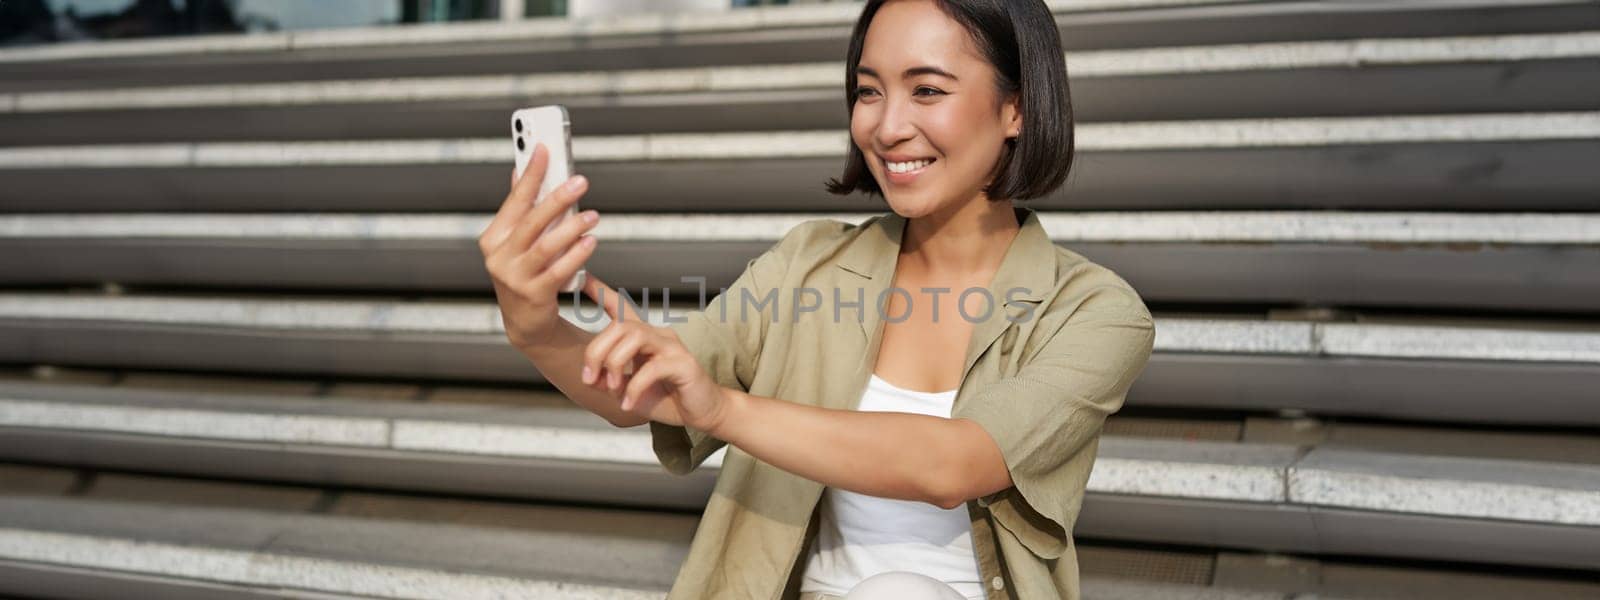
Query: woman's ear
1003 92 1022 140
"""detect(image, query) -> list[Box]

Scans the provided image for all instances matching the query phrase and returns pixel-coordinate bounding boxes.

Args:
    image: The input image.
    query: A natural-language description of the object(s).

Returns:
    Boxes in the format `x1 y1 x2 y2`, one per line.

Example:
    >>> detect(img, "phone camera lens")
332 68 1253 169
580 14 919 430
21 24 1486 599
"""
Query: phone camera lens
516 137 526 152
514 119 523 133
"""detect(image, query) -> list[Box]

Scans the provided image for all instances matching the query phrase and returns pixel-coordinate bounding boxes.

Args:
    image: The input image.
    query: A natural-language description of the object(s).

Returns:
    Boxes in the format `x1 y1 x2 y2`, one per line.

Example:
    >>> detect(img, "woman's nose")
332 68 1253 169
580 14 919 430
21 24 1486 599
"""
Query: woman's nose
874 97 918 149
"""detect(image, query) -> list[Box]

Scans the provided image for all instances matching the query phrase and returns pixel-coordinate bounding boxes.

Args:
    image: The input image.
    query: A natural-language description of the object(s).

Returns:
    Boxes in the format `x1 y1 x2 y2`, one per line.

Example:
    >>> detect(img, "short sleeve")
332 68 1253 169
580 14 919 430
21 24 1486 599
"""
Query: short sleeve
954 284 1156 558
649 222 813 476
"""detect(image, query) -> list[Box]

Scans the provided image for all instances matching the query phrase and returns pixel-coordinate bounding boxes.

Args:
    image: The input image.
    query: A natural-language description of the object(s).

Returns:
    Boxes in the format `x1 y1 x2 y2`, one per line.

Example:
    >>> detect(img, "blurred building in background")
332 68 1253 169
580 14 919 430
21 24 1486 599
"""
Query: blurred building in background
0 0 1598 599
0 0 846 46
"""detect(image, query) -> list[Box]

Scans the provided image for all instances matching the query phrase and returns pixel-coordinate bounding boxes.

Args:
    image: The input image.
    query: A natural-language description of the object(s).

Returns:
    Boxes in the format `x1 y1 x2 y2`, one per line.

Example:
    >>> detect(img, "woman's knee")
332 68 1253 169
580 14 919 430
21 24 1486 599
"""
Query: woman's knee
844 571 967 600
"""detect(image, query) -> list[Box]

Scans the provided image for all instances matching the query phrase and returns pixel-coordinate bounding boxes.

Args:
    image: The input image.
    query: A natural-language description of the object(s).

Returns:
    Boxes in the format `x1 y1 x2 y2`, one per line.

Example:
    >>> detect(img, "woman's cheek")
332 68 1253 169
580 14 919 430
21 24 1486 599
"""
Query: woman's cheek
920 110 962 147
850 119 874 157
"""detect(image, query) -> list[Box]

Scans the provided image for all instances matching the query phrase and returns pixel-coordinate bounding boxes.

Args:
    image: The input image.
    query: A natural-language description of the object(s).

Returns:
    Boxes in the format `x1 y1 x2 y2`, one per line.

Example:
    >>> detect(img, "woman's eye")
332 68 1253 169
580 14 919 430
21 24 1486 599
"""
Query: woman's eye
852 86 942 99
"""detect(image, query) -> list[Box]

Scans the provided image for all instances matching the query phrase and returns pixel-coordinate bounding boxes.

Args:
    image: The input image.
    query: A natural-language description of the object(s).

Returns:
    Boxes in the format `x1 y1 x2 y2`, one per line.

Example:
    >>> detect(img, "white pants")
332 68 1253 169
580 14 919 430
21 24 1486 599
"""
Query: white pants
797 570 970 600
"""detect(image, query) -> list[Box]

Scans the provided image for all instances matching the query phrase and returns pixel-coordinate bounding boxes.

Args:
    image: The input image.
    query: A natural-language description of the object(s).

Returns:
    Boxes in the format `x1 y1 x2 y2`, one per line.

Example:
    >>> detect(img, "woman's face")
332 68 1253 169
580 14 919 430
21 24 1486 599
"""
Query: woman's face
850 0 1021 218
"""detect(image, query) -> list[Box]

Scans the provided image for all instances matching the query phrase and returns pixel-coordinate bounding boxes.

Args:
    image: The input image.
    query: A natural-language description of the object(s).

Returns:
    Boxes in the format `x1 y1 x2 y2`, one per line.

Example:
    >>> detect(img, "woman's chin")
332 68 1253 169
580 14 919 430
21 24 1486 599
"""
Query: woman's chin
883 202 919 219
884 198 943 220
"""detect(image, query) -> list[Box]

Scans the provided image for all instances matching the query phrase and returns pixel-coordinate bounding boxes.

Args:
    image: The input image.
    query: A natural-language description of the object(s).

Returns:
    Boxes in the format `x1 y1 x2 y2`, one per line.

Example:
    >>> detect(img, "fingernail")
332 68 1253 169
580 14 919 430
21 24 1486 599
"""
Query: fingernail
565 175 587 192
582 210 598 224
623 396 633 411
581 366 593 384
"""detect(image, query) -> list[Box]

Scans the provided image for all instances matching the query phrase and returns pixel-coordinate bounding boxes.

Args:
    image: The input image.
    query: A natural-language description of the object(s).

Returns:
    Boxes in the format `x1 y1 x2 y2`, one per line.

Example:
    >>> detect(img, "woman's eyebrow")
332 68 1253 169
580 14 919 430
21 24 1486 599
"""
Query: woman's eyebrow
856 65 960 82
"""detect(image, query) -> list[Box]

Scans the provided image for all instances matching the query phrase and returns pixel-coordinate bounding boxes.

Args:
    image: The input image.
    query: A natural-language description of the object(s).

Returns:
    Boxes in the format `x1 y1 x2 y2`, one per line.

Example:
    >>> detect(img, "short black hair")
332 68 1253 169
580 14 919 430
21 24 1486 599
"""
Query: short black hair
825 0 1074 202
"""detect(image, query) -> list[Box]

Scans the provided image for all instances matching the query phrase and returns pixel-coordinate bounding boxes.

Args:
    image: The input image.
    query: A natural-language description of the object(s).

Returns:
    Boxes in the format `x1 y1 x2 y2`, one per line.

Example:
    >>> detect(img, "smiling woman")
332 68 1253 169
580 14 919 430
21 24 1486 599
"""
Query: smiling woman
793 4 1097 598
507 1 1152 599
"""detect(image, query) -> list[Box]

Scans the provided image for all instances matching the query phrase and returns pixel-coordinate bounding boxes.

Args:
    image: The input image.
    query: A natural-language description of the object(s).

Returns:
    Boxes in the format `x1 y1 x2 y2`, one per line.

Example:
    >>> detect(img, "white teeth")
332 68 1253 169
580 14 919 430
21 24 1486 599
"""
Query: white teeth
887 159 932 173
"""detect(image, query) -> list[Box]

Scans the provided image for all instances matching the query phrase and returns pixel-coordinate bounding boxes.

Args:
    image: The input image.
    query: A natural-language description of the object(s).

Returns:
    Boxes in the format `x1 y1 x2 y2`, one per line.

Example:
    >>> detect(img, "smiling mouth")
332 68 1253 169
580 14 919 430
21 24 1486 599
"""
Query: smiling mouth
883 157 936 175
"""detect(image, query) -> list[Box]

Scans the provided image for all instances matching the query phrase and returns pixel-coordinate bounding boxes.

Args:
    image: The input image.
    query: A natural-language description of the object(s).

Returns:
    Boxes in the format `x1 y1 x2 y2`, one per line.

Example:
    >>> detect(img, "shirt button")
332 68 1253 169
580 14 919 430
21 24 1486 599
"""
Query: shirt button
990 576 1005 591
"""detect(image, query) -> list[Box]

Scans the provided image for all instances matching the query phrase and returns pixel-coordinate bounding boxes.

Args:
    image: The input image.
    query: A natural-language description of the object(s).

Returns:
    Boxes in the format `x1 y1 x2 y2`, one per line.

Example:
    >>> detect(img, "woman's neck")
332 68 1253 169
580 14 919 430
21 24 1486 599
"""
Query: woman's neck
899 200 1020 279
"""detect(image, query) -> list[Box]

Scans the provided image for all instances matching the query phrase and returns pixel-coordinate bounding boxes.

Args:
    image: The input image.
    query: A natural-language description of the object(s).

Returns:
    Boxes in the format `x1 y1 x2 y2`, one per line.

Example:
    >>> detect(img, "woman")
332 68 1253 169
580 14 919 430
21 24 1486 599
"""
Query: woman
479 1 1155 598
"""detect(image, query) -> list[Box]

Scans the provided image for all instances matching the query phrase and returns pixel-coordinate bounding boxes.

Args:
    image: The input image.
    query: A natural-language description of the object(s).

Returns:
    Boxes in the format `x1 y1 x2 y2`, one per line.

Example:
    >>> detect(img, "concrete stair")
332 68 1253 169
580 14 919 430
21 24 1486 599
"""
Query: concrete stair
1 0 1597 597
3 368 1600 597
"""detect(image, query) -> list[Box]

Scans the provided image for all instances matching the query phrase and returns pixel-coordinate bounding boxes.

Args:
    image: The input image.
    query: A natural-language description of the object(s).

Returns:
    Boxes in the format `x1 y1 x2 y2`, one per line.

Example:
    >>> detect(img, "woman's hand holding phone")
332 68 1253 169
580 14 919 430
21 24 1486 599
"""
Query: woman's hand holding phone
480 141 599 350
481 139 728 431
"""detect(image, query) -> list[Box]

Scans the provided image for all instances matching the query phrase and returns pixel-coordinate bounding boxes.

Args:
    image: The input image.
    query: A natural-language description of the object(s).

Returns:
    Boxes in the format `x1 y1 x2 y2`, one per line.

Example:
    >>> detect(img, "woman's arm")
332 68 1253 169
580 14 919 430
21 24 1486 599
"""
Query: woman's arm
583 314 1017 502
709 388 1011 509
584 301 1003 502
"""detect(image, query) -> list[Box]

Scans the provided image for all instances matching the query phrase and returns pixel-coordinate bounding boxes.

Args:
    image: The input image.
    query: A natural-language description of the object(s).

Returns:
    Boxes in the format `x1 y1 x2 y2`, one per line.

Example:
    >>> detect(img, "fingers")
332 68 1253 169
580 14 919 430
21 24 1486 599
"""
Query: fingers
584 322 653 390
518 206 598 282
512 140 551 204
581 272 645 324
535 229 598 293
501 172 587 257
620 357 673 413
602 333 649 393
480 142 548 252
582 322 630 387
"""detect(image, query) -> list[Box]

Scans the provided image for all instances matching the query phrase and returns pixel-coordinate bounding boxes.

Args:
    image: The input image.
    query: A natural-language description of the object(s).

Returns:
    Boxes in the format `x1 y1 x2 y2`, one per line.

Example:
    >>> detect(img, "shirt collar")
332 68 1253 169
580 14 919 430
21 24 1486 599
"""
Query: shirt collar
833 205 1057 379
835 204 1054 304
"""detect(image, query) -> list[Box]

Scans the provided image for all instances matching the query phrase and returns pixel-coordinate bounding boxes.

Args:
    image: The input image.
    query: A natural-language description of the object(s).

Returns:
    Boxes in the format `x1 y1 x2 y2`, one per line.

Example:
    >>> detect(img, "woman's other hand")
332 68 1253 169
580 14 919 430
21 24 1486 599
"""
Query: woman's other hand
479 141 600 350
580 274 732 433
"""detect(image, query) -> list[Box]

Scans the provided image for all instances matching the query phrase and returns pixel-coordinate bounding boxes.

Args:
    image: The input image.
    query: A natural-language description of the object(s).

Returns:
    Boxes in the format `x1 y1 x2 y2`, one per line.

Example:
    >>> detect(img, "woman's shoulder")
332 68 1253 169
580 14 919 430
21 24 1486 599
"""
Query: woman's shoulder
777 216 860 247
1040 244 1154 325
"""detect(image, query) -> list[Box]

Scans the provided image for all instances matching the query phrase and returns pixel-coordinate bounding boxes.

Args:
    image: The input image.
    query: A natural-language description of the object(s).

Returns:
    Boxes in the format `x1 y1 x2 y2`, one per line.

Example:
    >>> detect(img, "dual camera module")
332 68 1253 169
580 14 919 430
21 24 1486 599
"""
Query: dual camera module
514 118 526 152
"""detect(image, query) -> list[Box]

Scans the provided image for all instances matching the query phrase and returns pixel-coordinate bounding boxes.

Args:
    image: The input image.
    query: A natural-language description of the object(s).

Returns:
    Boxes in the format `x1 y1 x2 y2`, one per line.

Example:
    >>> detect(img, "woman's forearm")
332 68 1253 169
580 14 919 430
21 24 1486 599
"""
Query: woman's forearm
524 322 956 503
519 318 655 428
711 389 955 507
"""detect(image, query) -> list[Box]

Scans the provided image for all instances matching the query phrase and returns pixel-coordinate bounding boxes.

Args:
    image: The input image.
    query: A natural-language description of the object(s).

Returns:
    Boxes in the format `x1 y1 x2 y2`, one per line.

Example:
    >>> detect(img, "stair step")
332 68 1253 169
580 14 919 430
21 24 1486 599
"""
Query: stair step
22 463 1584 599
0 293 1594 424
4 31 1596 145
7 0 1592 93
0 482 689 599
1 211 1594 312
4 112 1595 211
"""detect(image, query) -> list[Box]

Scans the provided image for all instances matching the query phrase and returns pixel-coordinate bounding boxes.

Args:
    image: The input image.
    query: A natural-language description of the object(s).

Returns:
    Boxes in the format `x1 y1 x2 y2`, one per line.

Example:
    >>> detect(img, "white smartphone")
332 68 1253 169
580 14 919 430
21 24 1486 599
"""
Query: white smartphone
512 104 587 294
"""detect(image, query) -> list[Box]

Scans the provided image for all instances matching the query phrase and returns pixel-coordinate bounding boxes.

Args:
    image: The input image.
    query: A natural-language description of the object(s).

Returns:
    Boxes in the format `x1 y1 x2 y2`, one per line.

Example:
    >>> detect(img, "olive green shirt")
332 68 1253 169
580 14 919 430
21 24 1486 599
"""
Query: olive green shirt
652 205 1156 599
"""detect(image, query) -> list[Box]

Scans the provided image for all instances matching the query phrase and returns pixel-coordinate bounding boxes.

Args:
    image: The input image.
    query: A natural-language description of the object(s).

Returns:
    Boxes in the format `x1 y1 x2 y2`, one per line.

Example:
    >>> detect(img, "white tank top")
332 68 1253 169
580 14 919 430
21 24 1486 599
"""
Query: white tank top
798 373 986 599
